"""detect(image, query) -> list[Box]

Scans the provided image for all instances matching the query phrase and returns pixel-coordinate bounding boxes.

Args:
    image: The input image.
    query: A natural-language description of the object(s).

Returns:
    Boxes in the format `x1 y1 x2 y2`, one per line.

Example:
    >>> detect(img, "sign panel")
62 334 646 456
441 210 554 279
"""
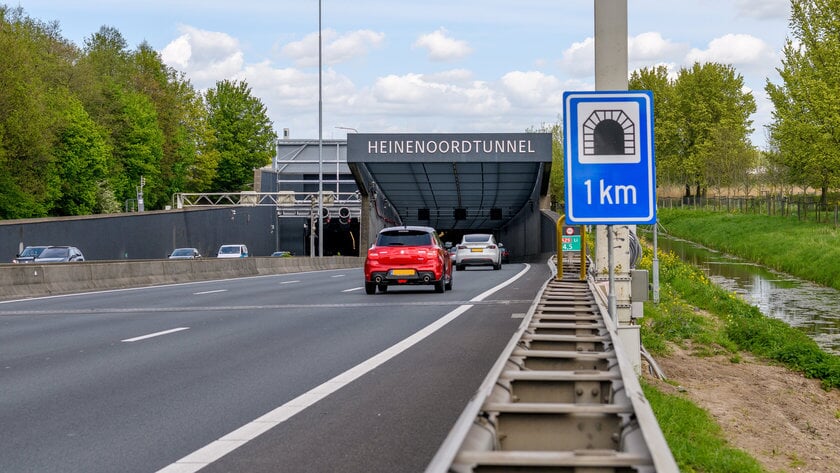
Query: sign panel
347 133 553 163
561 225 581 251
563 91 656 224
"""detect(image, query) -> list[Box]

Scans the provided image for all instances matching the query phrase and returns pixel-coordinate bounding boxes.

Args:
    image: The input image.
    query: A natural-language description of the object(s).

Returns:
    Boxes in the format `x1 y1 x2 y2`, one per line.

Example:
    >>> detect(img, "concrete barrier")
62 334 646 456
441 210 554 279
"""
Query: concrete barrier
0 256 365 301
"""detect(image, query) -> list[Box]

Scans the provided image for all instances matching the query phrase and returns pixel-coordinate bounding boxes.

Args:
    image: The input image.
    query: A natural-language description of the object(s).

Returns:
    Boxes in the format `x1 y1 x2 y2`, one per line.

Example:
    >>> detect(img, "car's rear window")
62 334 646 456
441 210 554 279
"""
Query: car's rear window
377 231 432 246
464 234 491 243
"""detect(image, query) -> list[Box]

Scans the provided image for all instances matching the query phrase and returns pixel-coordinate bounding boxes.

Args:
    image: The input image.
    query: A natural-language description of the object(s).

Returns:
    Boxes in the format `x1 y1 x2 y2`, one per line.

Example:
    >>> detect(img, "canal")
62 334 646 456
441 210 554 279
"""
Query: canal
649 231 840 355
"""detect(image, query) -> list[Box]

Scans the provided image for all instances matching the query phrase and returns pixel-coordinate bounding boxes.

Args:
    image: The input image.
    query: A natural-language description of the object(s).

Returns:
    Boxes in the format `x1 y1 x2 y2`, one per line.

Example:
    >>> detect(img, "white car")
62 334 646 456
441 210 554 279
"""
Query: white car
454 233 501 271
217 244 249 258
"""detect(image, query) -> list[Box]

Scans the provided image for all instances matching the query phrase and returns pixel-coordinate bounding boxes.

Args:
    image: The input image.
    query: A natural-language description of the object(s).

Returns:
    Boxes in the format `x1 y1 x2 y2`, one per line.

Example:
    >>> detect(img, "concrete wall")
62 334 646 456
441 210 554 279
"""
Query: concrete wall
1 207 284 262
0 256 364 301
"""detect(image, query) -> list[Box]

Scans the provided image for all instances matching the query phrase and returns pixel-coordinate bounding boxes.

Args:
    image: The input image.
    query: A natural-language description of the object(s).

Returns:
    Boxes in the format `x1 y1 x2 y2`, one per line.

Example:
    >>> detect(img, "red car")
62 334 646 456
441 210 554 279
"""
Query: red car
364 226 453 294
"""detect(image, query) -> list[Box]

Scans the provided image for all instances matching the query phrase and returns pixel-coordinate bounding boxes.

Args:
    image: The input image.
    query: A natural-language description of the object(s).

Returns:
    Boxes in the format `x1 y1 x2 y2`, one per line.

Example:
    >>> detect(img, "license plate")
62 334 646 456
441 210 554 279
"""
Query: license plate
471 248 483 253
391 269 416 276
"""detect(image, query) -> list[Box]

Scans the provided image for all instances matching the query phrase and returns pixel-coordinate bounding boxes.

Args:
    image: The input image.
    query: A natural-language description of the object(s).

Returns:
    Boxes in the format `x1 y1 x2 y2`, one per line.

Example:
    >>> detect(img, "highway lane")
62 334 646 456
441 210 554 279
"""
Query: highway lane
0 261 553 472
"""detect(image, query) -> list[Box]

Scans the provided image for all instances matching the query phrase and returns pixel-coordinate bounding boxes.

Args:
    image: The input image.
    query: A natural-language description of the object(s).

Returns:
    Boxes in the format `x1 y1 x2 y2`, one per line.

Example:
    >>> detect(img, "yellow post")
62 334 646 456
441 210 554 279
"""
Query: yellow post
556 215 565 279
580 224 587 280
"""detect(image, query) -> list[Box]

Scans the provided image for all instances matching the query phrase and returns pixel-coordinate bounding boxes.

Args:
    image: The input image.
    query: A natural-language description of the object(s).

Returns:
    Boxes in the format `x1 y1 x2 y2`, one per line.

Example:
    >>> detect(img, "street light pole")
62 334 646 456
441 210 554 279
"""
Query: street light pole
317 0 324 258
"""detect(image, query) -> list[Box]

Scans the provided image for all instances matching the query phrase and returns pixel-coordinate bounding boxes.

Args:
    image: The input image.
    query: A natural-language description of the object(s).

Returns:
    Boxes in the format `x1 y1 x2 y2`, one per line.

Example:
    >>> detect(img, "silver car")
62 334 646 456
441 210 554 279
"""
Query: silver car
454 233 501 271
33 246 85 263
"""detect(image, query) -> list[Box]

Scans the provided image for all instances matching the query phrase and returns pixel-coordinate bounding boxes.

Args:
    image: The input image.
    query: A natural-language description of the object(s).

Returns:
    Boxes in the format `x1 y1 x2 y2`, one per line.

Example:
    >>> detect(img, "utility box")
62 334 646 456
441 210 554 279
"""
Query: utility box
630 269 649 301
630 269 649 320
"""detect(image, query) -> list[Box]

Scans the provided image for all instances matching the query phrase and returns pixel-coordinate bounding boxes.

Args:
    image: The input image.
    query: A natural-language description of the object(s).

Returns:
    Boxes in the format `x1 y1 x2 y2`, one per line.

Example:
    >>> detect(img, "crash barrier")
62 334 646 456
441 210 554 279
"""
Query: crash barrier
0 256 364 301
426 257 678 473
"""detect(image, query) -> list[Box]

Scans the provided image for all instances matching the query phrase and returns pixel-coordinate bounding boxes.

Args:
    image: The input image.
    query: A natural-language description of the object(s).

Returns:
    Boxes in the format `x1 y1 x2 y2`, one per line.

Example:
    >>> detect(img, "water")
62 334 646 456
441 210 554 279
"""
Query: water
650 232 840 355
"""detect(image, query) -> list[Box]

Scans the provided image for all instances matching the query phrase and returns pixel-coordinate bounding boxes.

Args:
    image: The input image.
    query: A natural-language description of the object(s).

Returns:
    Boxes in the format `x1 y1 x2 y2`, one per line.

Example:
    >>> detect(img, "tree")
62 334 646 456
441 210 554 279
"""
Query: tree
630 66 681 189
630 63 755 199
51 96 111 215
765 0 840 204
673 63 756 198
205 80 277 191
529 120 563 209
0 6 77 218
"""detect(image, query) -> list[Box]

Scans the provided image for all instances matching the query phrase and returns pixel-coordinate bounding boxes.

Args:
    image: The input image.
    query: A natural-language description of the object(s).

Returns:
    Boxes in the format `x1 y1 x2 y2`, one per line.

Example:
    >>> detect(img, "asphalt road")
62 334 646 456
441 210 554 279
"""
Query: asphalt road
0 261 552 473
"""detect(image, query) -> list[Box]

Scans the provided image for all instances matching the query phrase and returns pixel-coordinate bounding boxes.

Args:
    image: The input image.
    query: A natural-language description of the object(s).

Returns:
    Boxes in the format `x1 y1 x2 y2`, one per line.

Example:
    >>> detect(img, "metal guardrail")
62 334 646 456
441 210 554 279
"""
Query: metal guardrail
426 258 678 473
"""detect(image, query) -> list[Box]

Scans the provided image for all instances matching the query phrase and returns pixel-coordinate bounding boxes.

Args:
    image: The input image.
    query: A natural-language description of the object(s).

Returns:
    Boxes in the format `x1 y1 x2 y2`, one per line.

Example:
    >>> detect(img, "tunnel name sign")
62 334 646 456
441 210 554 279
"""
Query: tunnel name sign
562 90 656 225
347 133 552 163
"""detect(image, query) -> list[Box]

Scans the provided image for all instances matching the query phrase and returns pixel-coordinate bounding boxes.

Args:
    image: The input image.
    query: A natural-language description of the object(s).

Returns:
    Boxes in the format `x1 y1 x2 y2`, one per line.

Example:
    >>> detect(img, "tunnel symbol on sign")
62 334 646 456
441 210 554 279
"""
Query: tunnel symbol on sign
583 110 635 156
576 102 641 164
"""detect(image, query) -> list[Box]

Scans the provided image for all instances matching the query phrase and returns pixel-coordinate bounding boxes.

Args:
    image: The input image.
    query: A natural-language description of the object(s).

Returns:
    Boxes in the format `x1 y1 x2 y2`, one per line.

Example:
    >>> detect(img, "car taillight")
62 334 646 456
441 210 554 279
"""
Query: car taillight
457 245 466 250
488 245 497 249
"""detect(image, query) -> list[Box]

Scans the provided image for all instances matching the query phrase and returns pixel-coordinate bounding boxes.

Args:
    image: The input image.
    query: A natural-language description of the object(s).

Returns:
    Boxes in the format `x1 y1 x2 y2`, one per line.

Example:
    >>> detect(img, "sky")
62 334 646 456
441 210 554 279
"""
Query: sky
9 0 792 148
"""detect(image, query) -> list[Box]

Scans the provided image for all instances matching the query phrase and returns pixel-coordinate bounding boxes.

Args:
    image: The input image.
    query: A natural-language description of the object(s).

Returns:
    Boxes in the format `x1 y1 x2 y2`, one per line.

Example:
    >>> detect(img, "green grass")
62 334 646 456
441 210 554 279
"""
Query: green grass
641 381 765 473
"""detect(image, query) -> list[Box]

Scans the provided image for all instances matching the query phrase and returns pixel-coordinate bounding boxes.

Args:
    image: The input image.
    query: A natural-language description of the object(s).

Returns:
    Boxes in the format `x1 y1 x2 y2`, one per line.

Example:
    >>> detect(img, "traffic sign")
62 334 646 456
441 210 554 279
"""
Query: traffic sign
563 90 656 224
561 225 581 251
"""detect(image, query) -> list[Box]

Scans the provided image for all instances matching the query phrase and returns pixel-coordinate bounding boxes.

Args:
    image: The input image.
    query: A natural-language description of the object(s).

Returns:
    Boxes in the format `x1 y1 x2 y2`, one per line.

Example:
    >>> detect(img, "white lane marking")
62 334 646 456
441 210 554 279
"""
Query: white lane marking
157 264 531 473
122 327 190 343
331 274 345 278
194 290 227 295
342 287 363 293
280 280 299 285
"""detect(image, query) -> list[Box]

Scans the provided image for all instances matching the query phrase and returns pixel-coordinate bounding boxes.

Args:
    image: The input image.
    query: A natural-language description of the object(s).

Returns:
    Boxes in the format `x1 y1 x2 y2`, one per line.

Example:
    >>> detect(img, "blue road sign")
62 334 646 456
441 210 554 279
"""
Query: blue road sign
563 90 656 225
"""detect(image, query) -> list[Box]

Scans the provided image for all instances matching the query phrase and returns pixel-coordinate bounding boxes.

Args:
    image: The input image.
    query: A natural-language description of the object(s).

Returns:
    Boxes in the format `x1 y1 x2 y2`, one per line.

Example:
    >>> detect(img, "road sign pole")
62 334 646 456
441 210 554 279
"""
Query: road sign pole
594 0 630 324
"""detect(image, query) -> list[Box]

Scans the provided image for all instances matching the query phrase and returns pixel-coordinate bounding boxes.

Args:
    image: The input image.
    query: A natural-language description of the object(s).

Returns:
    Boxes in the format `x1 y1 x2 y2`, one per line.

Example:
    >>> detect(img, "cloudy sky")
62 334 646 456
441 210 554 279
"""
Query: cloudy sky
12 0 791 148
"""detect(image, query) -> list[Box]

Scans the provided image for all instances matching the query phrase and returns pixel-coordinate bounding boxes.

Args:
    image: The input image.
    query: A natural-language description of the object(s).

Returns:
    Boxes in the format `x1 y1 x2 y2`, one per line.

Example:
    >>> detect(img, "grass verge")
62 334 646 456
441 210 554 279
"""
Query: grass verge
640 380 764 473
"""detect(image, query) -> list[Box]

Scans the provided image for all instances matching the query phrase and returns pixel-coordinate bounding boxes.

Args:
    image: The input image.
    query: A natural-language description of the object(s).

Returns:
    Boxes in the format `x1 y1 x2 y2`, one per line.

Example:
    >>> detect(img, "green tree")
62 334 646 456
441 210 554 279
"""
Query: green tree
129 42 218 205
765 0 840 204
529 120 564 210
109 87 164 206
630 65 680 188
673 62 756 198
51 96 111 215
205 79 277 191
0 6 77 218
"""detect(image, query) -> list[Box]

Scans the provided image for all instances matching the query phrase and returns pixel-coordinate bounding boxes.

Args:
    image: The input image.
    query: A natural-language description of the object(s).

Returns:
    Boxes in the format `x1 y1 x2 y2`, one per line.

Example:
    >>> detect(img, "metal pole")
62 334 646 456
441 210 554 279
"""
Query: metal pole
317 0 324 257
608 226 616 322
653 223 660 303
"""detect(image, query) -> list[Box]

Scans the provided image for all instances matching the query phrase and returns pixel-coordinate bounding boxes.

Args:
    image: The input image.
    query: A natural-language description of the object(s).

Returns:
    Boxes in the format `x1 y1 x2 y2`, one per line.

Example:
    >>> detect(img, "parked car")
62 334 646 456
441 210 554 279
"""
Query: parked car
499 243 510 264
364 226 453 294
217 244 249 258
33 246 85 263
455 233 502 271
168 248 201 259
12 245 49 264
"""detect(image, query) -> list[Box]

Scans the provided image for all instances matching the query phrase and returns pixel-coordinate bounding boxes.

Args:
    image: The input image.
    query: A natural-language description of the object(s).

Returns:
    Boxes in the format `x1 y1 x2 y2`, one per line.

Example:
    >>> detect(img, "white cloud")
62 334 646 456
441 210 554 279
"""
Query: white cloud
160 25 243 86
499 71 564 108
629 32 687 62
279 29 385 67
413 28 473 62
369 72 506 116
685 34 777 72
559 37 593 77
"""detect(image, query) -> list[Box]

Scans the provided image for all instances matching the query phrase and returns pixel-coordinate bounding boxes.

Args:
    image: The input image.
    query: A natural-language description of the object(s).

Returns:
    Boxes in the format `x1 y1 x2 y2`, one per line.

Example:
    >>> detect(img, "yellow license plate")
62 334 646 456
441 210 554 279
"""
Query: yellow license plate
471 248 483 253
392 269 416 276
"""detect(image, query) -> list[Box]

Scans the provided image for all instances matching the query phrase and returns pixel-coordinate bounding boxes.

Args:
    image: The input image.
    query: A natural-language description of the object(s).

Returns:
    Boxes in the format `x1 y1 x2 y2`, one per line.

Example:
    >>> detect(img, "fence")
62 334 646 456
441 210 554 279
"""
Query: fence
658 195 840 226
